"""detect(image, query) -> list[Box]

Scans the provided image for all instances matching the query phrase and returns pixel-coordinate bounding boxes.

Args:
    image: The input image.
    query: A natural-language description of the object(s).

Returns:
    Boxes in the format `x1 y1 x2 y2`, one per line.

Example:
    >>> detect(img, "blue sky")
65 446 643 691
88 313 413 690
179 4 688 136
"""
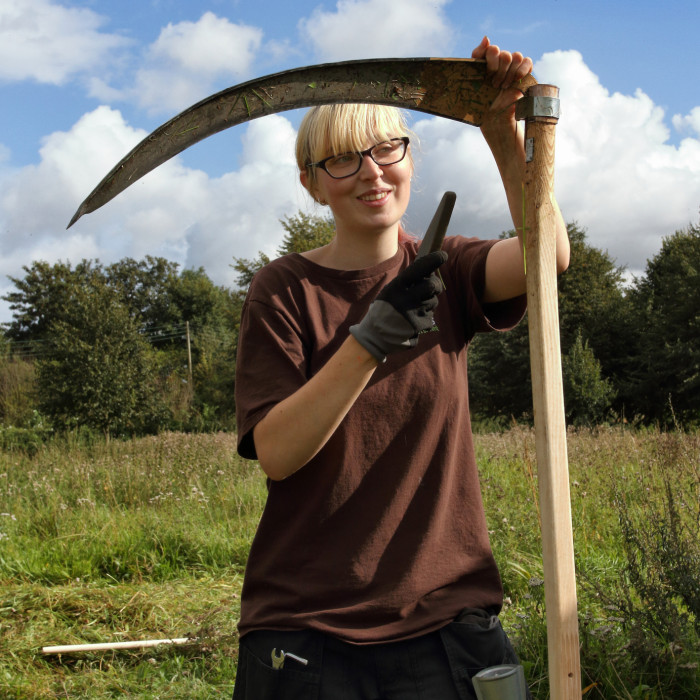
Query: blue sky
1 0 699 322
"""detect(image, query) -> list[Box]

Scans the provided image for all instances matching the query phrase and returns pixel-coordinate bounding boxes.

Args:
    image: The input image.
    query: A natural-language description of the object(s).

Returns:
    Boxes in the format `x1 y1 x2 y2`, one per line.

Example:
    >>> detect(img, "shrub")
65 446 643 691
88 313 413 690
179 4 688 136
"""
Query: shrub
563 332 616 426
605 432 699 694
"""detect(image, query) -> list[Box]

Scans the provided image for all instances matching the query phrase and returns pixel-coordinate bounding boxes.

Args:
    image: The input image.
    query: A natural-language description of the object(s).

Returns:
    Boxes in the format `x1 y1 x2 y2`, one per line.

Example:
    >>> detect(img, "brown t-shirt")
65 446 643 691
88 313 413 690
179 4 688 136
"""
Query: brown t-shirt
234 236 525 644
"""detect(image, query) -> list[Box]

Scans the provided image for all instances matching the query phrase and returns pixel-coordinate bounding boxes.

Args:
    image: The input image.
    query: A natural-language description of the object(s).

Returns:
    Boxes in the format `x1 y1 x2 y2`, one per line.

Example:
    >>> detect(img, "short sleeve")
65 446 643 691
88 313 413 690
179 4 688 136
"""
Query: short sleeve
439 237 526 339
235 295 308 460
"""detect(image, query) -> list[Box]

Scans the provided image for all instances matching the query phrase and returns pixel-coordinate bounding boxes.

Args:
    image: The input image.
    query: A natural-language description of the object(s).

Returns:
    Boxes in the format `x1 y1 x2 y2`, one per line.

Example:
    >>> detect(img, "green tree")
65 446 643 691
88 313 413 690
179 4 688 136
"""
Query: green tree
0 338 37 427
468 314 532 424
232 211 335 288
2 260 102 343
171 267 221 324
628 223 700 425
556 224 627 360
278 212 336 255
469 223 625 424
2 257 244 433
37 281 166 436
105 256 183 340
562 331 616 426
231 252 271 289
186 283 241 430
3 256 185 343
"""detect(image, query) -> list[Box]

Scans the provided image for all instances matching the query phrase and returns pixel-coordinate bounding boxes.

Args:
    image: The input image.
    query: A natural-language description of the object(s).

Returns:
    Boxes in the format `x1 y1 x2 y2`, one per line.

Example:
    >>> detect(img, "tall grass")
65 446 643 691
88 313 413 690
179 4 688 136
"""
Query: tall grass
1 428 698 698
0 432 264 698
475 427 699 699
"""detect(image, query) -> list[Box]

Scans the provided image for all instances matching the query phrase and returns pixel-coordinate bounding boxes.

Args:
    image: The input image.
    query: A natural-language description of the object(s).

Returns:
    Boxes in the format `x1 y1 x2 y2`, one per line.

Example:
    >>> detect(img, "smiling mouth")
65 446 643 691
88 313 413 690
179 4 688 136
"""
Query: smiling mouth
358 191 389 202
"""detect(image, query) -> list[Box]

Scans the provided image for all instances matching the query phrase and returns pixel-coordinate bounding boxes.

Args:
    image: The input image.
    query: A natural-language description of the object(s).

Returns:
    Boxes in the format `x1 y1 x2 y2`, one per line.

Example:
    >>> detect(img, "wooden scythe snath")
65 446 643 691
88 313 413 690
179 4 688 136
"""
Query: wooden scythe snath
67 57 581 697
518 84 582 699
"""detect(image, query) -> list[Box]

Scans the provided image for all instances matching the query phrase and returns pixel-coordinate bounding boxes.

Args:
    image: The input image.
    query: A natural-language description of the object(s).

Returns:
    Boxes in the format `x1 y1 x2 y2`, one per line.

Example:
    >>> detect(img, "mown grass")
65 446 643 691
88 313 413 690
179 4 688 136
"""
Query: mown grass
1 428 698 698
0 433 262 698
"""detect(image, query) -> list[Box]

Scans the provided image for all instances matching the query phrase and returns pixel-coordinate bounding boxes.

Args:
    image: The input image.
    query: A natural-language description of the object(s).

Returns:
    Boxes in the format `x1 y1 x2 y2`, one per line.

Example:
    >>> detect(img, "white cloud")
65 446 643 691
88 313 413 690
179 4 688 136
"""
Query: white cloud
0 0 129 85
0 108 309 321
298 0 455 61
148 12 262 76
181 116 309 283
405 50 700 277
2 45 699 323
536 50 700 272
134 12 263 114
87 76 126 104
407 117 508 237
673 107 700 138
2 106 142 245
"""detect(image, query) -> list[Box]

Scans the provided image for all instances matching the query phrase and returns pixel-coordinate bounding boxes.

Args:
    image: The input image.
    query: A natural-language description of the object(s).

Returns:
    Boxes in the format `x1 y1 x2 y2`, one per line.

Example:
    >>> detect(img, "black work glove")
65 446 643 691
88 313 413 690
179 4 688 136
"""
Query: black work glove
349 250 448 362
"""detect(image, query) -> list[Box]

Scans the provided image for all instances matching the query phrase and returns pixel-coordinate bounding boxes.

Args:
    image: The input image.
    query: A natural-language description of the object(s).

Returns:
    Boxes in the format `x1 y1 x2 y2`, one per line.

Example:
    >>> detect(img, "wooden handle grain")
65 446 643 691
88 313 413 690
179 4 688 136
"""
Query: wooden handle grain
523 84 582 699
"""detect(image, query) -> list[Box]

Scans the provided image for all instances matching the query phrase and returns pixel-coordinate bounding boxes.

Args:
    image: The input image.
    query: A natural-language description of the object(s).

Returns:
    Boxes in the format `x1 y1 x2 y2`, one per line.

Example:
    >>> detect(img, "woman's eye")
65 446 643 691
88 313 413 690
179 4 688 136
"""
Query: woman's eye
375 142 400 157
329 153 355 166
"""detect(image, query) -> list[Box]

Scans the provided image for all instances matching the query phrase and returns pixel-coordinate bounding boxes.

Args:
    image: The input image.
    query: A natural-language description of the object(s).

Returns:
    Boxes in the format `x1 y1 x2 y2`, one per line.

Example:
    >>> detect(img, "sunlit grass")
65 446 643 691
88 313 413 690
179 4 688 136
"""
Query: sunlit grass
1 428 698 698
477 426 700 699
2 575 242 699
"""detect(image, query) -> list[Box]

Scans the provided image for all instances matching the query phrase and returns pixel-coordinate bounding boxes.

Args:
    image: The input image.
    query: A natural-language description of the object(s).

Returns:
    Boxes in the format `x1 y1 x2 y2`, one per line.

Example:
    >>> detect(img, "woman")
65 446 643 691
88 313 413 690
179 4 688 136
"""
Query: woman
233 37 569 699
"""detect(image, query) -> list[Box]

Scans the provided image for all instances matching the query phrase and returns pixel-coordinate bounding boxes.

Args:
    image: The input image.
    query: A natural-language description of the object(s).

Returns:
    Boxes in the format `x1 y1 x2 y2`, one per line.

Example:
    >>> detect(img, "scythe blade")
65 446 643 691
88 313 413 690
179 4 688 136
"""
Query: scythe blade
67 57 536 228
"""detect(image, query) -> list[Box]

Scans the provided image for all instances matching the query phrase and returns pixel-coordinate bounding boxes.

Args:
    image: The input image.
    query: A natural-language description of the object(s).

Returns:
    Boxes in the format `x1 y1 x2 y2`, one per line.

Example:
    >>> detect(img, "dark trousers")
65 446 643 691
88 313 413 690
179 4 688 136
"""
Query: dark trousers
232 609 531 700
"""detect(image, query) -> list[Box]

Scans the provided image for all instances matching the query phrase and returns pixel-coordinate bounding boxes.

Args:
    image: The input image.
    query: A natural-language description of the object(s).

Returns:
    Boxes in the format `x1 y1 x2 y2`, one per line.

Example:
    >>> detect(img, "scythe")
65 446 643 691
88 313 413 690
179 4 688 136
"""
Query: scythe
67 57 581 699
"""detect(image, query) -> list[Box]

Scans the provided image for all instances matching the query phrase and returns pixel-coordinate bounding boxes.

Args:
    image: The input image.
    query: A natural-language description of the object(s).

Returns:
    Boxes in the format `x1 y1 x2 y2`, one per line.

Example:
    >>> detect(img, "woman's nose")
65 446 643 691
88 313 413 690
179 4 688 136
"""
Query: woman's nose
357 153 383 178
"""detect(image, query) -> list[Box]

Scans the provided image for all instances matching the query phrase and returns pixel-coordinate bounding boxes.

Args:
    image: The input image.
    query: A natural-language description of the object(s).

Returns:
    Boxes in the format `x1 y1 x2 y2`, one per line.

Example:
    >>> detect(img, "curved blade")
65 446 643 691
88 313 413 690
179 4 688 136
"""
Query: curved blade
68 57 536 227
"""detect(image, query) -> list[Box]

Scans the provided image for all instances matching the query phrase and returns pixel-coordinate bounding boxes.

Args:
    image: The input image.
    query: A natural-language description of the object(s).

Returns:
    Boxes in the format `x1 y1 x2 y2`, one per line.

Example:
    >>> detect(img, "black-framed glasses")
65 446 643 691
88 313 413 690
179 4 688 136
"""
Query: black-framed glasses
306 137 410 179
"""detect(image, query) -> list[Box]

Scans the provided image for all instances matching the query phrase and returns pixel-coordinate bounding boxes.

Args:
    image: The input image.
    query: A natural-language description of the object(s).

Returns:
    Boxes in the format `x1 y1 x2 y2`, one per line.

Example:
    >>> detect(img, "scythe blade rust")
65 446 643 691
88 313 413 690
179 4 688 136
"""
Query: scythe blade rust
67 58 536 227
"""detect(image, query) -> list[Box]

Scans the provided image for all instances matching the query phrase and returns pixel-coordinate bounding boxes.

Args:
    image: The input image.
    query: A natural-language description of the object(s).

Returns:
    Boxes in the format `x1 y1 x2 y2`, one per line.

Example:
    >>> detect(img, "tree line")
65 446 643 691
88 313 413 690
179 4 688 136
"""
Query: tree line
1 213 697 438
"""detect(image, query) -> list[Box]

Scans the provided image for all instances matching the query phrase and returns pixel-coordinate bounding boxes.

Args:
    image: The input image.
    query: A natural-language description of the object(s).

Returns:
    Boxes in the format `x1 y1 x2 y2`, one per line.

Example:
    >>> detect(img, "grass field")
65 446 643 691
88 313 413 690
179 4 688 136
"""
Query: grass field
1 428 698 699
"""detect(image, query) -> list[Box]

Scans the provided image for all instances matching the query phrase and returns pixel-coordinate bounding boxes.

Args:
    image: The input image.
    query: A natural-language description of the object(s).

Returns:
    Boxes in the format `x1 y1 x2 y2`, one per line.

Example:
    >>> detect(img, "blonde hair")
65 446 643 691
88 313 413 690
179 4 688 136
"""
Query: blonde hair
296 103 415 193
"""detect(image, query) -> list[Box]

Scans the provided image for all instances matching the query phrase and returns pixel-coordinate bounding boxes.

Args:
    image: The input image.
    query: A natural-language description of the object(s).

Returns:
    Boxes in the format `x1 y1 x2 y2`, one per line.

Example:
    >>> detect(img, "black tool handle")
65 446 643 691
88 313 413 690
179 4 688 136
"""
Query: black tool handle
417 191 456 257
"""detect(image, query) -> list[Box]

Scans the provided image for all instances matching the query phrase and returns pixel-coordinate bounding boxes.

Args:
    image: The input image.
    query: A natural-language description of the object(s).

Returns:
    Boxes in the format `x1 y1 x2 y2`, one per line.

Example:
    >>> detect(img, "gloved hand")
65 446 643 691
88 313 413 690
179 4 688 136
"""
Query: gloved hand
350 250 448 362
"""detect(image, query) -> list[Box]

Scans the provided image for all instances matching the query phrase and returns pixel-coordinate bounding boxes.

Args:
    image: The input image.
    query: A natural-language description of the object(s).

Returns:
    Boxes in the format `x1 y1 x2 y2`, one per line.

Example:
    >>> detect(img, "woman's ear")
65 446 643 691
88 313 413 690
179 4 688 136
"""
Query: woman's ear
300 170 325 205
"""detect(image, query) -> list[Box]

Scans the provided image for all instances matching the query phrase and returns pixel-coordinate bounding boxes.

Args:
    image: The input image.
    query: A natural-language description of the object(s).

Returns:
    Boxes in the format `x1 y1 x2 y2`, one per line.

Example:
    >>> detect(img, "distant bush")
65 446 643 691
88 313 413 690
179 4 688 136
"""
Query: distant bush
0 410 53 455
563 332 616 426
0 355 38 427
0 425 52 455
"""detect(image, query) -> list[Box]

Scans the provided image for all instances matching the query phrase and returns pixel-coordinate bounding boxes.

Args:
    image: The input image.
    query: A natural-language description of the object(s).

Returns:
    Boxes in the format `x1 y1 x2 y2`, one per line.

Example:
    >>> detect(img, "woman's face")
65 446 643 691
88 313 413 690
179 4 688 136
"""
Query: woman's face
301 138 412 238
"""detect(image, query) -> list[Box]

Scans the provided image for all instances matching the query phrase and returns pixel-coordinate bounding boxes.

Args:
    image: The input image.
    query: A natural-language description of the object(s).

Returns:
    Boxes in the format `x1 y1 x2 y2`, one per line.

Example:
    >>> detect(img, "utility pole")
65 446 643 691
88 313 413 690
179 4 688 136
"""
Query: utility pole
186 321 193 390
